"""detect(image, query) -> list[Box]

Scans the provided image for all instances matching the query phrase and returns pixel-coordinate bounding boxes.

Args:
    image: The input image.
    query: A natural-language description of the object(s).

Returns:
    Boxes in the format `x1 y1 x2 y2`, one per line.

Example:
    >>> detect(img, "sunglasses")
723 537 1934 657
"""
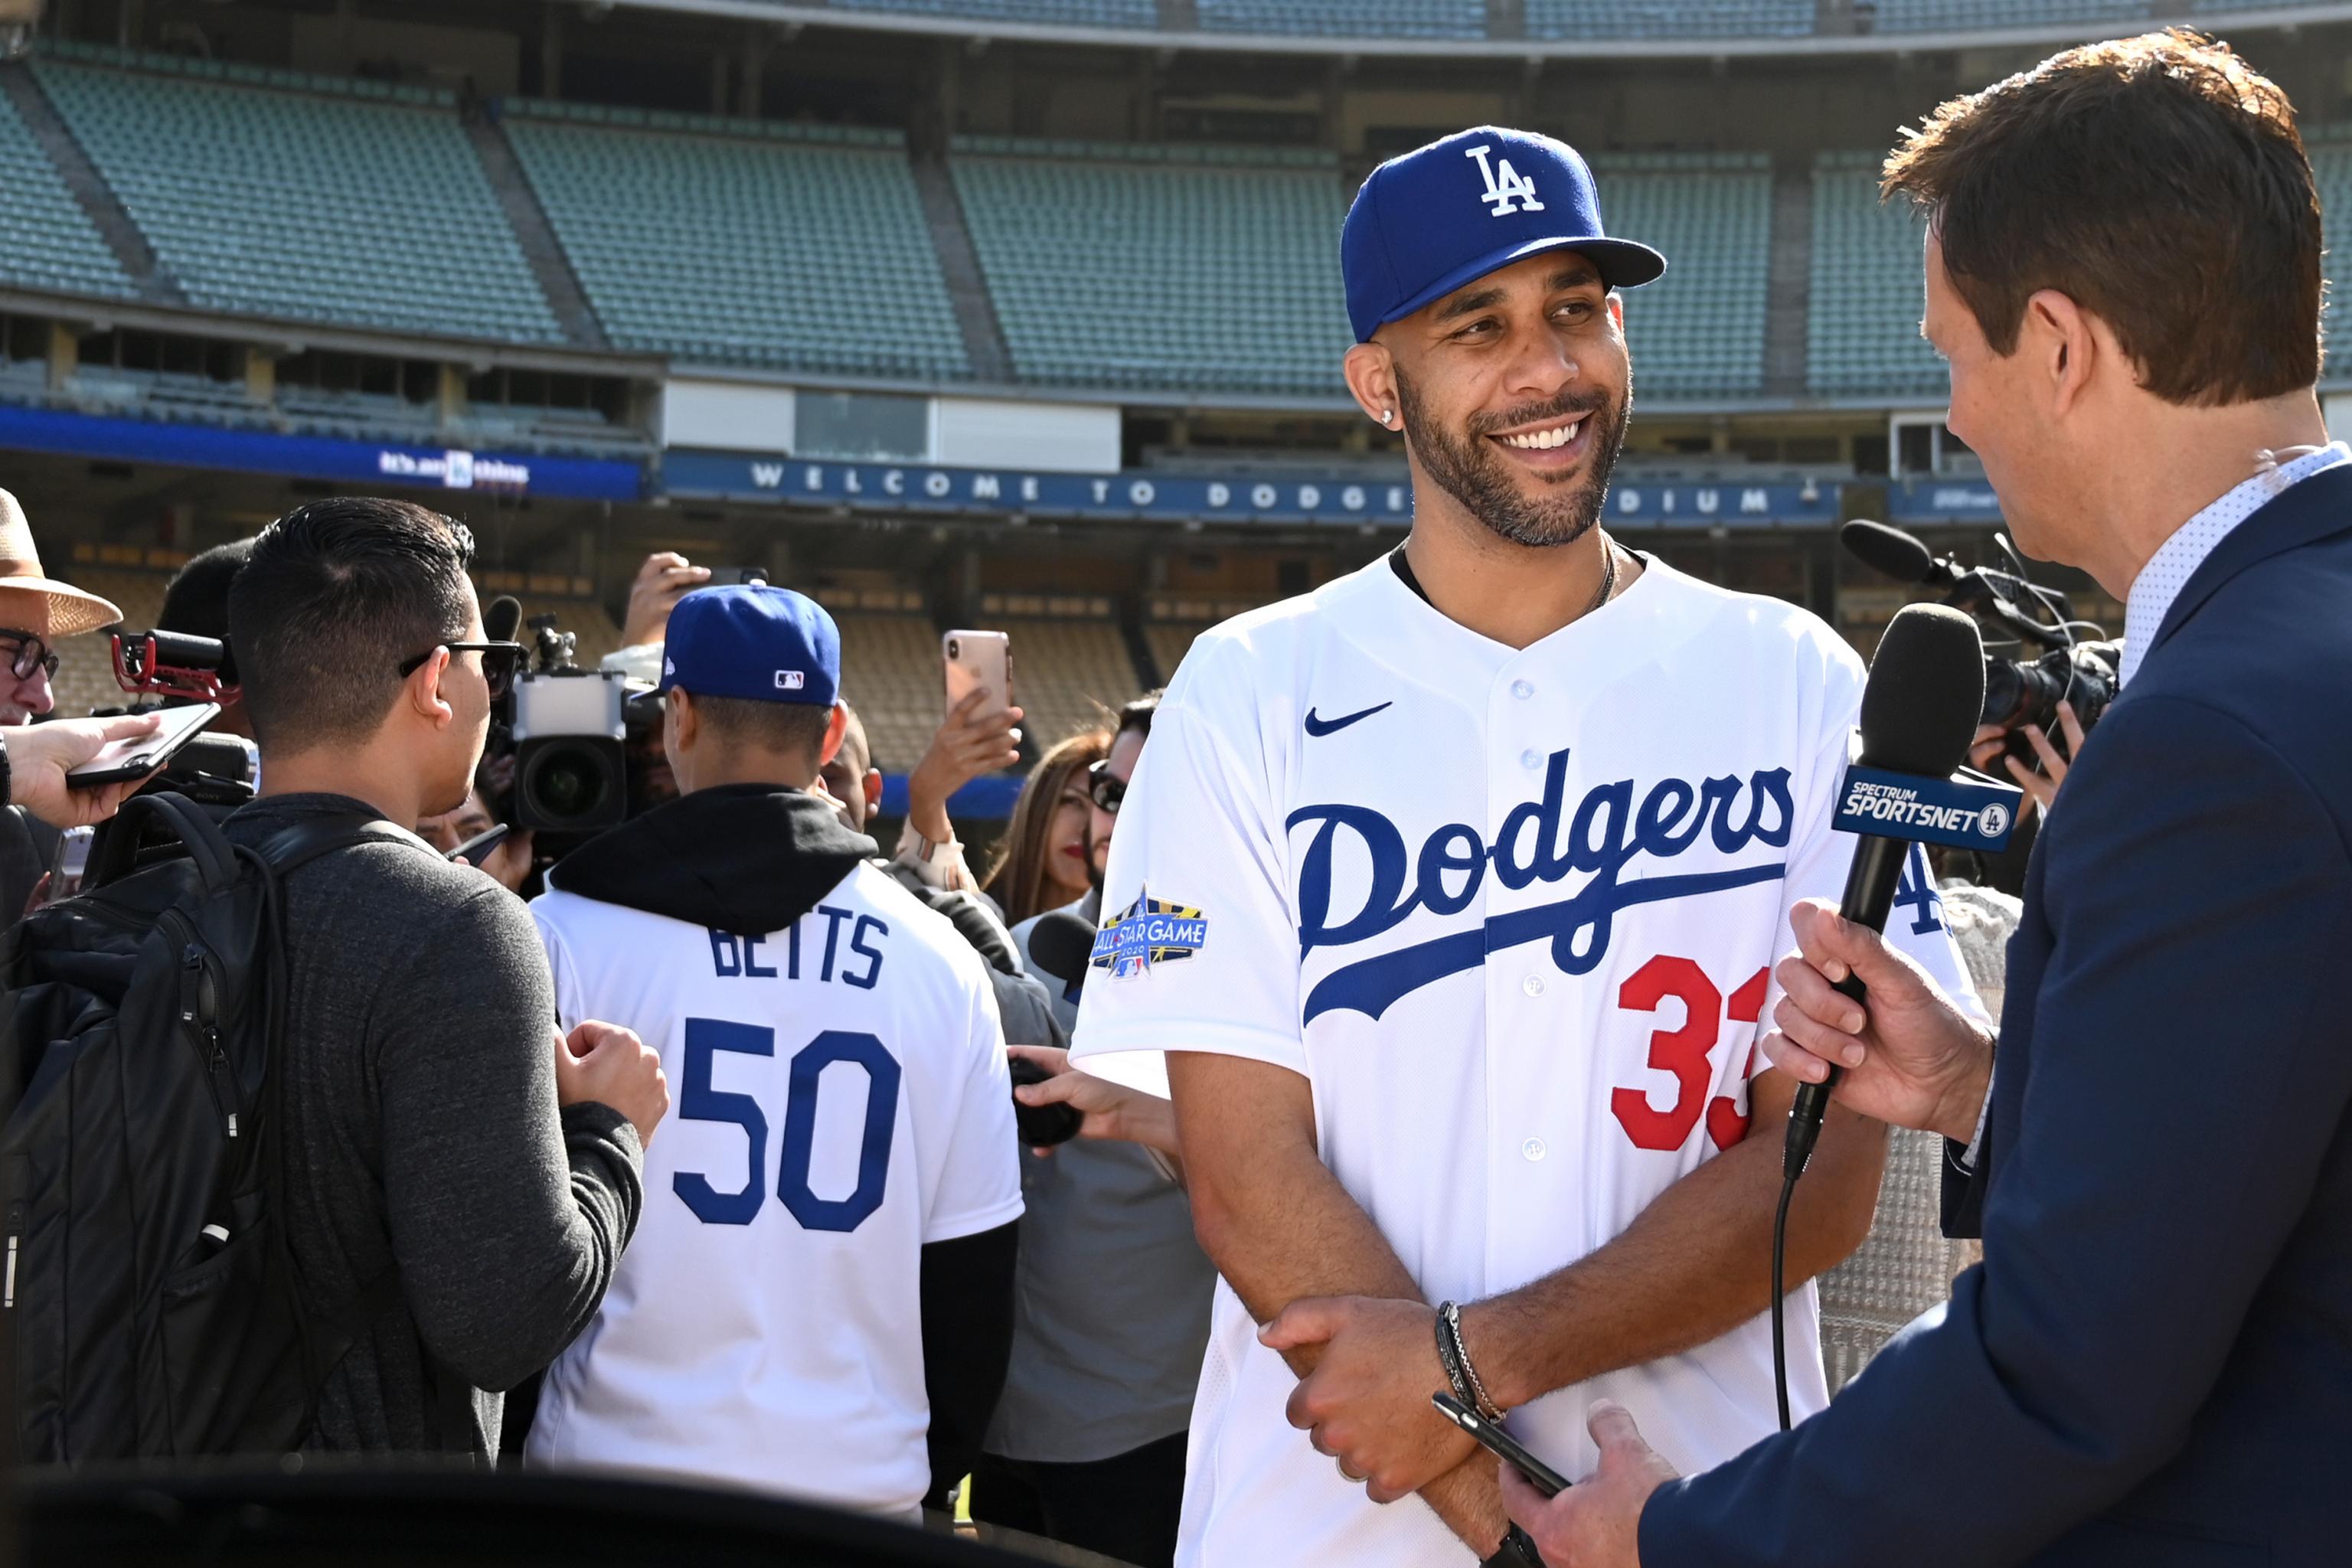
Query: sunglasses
0 632 58 684
1087 759 1127 815
397 640 527 701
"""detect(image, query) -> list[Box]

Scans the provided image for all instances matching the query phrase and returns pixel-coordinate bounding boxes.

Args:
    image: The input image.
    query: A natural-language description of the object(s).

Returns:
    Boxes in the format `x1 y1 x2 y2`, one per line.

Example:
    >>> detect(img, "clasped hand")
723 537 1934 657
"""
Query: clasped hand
1256 1295 1475 1501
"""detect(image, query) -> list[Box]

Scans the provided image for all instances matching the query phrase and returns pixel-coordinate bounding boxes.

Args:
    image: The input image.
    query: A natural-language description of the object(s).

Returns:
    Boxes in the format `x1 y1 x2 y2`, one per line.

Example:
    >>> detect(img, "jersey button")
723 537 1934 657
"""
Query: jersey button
1511 678 1535 700
1522 975 1544 997
1522 1138 1547 1161
1520 748 1540 769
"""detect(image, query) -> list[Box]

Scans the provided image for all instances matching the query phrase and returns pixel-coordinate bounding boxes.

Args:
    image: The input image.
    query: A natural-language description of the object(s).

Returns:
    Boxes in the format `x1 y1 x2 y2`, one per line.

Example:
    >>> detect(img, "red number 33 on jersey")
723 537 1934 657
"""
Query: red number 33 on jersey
1609 956 1771 1154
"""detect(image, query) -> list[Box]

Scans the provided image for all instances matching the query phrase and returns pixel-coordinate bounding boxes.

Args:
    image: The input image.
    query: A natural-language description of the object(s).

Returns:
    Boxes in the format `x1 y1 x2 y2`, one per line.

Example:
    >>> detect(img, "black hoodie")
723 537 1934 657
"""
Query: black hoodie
544 782 1019 1510
547 782 875 934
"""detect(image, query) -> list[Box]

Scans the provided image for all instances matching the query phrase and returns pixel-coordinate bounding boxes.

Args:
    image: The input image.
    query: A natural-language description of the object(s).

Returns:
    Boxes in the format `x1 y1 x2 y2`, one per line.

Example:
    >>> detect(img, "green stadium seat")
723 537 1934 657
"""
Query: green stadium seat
1592 152 1772 398
1527 0 1813 38
1806 153 1943 398
0 85 136 299
504 109 969 380
1199 0 1487 38
31 57 559 344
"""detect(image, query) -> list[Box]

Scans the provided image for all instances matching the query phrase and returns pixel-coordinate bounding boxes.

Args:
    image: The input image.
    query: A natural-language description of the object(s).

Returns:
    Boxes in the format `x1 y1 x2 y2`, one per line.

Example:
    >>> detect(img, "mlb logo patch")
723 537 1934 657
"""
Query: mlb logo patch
774 670 805 691
1091 886 1208 979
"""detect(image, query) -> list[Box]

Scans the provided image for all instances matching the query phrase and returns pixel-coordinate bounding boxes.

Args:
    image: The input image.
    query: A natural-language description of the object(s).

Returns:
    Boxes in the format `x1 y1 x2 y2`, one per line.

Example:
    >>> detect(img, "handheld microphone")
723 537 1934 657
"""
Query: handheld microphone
1013 908 1098 1148
1770 603 1999 1432
1782 603 1988 1181
1027 908 1098 991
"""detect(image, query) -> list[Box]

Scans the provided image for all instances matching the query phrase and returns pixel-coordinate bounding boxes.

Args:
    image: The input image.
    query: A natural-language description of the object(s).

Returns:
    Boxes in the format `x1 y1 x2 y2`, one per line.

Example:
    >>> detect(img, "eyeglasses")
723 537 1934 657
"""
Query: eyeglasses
1087 759 1127 815
397 640 527 701
0 631 58 683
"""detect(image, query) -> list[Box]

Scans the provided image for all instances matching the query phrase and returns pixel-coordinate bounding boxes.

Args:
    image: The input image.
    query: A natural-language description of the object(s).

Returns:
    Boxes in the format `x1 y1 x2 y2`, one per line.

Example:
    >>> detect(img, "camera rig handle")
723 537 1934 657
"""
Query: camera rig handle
111 629 239 704
1940 568 2074 650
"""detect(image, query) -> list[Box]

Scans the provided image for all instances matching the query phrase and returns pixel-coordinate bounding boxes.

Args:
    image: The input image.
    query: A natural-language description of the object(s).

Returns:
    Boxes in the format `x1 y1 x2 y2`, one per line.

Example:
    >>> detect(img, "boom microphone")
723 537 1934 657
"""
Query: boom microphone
1782 602 1988 1180
1839 518 1955 588
485 594 524 646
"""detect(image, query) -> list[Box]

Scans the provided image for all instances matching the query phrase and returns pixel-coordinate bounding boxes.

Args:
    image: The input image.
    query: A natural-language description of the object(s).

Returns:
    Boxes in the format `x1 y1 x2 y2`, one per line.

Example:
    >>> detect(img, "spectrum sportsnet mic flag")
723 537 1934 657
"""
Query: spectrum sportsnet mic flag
1834 766 2025 853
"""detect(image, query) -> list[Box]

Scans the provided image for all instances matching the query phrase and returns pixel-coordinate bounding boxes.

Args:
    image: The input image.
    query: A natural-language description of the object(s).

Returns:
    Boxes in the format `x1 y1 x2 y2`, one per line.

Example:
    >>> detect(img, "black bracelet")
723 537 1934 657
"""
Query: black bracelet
1438 1299 1504 1420
1481 1523 1548 1568
0 730 13 811
1433 1299 1478 1413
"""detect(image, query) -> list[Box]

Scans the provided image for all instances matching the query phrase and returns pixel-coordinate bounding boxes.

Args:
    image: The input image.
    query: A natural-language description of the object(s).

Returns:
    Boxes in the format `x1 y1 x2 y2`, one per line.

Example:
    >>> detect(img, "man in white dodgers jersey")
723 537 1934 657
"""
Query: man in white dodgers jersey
1068 126 1986 1567
524 584 1024 1520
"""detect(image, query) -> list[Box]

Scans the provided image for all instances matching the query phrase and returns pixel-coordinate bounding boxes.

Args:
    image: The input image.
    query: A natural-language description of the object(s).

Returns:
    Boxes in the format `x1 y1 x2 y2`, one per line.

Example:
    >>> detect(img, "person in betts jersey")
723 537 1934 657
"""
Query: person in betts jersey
1067 126 1986 1567
524 585 1024 1518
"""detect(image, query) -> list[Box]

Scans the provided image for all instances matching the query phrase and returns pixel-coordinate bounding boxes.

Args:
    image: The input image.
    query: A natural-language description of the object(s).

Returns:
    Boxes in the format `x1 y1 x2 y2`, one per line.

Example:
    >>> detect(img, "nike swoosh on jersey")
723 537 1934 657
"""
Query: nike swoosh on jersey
1303 701 1393 737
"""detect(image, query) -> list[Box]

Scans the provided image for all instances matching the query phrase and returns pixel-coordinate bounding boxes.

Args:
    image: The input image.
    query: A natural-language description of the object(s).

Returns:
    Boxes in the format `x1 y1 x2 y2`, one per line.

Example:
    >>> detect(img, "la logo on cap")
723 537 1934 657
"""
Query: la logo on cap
1466 144 1544 217
774 670 805 691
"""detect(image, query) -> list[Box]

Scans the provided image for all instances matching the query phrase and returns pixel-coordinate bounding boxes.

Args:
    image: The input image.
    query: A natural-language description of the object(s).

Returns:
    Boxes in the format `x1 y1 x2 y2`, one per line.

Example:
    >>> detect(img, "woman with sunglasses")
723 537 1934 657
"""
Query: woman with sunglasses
983 728 1111 928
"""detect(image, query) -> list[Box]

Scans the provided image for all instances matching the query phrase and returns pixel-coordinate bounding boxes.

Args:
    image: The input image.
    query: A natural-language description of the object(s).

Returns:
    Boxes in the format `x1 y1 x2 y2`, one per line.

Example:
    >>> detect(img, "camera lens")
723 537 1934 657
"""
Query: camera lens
947 639 960 658
528 743 612 825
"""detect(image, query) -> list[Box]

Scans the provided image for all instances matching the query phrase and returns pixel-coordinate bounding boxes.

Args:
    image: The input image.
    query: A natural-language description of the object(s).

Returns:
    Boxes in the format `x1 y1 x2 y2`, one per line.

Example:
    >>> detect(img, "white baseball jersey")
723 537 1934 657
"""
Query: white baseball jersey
524 864 1023 1518
1070 554 1985 1568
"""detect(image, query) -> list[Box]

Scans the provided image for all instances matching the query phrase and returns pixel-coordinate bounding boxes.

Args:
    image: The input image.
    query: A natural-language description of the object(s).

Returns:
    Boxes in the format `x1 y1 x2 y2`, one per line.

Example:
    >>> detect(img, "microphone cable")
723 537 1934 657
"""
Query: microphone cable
1772 1168 1798 1430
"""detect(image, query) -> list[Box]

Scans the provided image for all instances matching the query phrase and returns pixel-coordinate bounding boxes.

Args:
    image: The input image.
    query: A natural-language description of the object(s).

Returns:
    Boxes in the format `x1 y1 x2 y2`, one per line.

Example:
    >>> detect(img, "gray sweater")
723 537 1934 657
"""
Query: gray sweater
224 794 644 1457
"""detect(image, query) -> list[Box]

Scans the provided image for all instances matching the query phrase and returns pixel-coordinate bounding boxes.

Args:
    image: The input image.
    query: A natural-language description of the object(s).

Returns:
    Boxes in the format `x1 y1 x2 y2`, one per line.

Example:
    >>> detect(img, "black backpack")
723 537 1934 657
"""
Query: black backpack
0 792 407 1464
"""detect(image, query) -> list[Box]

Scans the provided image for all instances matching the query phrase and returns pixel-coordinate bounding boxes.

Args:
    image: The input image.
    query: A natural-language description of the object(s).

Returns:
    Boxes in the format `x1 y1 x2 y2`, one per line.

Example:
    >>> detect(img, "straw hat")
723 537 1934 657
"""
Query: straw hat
0 491 122 639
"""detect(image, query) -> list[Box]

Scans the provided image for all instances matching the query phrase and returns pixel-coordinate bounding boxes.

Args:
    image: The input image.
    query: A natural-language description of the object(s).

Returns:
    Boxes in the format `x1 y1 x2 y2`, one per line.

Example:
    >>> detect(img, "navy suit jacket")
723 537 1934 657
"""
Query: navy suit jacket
1641 466 2352 1567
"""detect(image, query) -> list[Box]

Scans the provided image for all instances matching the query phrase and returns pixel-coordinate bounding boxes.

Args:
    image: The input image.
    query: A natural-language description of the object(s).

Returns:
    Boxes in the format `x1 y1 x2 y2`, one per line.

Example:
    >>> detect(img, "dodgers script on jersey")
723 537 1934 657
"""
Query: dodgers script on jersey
1070 557 1985 1568
524 864 1022 1517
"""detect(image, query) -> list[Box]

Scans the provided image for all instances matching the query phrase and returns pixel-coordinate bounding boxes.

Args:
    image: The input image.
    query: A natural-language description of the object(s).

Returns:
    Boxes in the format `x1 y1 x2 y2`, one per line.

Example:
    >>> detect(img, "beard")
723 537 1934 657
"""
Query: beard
1396 369 1630 549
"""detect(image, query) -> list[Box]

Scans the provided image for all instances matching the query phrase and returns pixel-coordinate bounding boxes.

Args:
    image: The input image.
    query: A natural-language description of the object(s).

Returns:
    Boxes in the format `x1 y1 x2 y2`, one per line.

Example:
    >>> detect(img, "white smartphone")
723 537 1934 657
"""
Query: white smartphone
64 703 220 788
942 630 1012 715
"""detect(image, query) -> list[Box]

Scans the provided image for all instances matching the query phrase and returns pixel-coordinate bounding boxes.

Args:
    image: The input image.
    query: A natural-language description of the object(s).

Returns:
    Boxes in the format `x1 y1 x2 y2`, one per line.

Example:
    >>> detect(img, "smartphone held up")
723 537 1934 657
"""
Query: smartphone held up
942 629 1012 717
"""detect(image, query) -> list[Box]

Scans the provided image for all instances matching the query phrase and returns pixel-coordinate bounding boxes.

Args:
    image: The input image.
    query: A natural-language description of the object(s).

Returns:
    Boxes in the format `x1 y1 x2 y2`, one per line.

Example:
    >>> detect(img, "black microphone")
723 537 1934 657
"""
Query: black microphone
484 593 524 646
1012 908 1098 1149
1782 603 1986 1181
1839 518 1960 589
1028 908 1098 990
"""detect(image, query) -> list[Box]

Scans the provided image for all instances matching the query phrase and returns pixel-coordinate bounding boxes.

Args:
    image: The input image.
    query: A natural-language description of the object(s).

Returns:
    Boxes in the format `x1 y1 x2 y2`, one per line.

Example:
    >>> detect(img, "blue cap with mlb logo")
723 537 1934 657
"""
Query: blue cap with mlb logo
1341 126 1667 342
654 583 840 708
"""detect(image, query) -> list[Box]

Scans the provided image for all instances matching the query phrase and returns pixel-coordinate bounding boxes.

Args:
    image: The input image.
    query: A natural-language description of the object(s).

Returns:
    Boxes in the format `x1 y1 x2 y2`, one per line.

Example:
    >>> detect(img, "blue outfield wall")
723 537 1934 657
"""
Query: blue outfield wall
0 404 645 502
664 448 1842 529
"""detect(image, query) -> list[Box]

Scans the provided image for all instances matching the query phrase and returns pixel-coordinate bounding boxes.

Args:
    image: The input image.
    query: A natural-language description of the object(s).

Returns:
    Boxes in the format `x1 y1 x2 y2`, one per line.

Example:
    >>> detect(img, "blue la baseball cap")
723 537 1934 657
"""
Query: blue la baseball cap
654 583 839 708
1341 127 1667 342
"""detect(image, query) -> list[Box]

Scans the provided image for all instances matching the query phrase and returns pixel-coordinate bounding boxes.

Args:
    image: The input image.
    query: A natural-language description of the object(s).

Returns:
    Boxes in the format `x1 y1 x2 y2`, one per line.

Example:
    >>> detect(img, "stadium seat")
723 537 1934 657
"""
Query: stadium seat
2306 135 2352 379
0 83 136 300
1868 0 2147 32
835 612 951 777
1593 153 1772 398
977 604 1138 753
1198 0 1487 38
1525 0 1814 39
950 139 1350 397
31 54 562 345
503 104 969 381
835 0 1157 22
1806 153 1944 398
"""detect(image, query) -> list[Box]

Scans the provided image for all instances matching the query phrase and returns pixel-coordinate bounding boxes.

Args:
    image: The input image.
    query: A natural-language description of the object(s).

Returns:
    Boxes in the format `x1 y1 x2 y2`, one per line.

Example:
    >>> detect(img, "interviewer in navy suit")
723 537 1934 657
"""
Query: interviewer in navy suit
1505 32 2352 1568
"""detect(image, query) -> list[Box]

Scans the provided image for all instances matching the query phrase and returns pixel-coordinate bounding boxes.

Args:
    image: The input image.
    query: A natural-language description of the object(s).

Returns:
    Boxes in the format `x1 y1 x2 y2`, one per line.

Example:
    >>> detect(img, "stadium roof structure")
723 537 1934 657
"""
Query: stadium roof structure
588 0 2352 60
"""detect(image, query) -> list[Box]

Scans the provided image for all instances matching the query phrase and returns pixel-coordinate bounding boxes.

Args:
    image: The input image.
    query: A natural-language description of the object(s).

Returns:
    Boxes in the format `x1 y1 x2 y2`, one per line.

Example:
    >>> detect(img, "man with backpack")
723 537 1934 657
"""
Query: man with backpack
215 498 667 1455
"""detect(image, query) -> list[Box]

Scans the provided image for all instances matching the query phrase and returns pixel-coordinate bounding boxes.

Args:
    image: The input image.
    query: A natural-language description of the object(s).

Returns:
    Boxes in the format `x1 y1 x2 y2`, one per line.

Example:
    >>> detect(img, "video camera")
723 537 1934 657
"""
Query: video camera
508 613 630 834
1841 520 2121 760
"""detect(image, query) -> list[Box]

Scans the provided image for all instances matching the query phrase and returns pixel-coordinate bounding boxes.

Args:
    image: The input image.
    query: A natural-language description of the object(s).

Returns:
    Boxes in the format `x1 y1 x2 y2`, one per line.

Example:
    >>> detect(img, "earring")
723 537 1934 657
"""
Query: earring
1379 410 1394 426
